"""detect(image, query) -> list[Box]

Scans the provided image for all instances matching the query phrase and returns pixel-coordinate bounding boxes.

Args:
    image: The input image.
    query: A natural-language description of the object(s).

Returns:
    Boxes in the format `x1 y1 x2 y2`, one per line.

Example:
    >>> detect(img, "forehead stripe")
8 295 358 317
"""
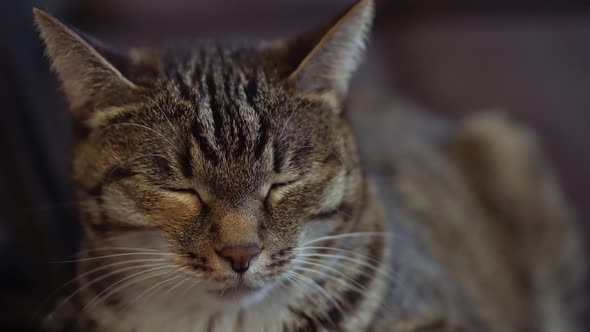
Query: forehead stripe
254 116 269 160
191 119 219 165
205 74 224 144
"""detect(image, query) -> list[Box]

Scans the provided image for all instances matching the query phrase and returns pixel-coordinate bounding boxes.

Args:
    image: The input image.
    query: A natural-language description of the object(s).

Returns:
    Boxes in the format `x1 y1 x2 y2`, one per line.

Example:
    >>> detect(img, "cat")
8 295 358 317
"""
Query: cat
34 0 586 331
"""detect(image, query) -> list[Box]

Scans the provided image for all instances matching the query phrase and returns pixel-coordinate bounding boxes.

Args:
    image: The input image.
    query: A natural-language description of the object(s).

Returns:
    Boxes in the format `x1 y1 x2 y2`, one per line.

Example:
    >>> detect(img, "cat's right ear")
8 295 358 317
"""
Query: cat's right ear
270 0 374 105
34 8 142 116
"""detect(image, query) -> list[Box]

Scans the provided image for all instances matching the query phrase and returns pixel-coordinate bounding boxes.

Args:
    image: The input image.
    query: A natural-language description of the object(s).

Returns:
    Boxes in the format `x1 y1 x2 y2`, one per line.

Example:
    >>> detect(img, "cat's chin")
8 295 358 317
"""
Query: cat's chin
211 285 259 298
203 284 272 308
210 285 269 305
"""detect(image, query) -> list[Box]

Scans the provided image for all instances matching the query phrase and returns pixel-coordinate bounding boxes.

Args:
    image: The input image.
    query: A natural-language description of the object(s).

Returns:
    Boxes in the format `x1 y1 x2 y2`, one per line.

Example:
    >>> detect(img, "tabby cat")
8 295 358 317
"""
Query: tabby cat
35 0 585 331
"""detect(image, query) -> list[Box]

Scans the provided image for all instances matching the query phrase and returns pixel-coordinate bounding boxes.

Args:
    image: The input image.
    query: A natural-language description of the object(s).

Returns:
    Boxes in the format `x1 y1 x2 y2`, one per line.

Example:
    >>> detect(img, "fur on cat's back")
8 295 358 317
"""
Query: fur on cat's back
350 92 586 331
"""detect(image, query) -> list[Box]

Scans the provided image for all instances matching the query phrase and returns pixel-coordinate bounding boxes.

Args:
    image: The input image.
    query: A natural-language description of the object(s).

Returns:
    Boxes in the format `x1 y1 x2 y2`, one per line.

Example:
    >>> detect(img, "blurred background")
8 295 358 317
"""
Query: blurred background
2 0 589 330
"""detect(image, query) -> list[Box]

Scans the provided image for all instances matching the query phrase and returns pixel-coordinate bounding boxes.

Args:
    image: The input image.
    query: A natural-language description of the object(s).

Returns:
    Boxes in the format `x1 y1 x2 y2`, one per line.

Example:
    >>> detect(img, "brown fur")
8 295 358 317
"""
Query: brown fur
35 1 585 331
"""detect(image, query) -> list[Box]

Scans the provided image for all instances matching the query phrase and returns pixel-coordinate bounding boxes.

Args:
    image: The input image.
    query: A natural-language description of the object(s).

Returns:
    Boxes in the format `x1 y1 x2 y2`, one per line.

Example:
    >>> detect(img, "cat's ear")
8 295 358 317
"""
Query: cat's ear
280 0 374 101
34 8 141 115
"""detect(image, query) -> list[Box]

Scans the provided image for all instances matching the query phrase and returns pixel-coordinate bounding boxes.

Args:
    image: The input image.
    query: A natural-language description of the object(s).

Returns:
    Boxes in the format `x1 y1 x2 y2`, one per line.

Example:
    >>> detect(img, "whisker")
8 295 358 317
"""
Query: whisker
51 262 169 314
294 144 348 169
294 259 399 314
47 259 169 304
121 270 185 310
301 232 394 247
54 247 163 262
149 274 186 301
291 263 366 294
97 122 177 150
53 253 173 264
61 247 164 260
77 247 161 253
182 279 201 296
107 154 171 181
152 107 182 145
279 96 306 138
284 273 336 328
100 230 166 244
293 246 382 265
162 276 191 298
289 271 344 315
83 268 176 320
83 265 175 311
296 253 396 282
297 253 383 271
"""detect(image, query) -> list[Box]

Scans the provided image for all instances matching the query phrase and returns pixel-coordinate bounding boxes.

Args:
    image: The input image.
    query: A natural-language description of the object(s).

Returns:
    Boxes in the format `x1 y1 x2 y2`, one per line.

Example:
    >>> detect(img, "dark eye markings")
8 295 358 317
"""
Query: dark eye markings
264 179 300 209
309 209 340 221
163 187 203 200
163 187 210 213
269 180 299 192
165 187 196 194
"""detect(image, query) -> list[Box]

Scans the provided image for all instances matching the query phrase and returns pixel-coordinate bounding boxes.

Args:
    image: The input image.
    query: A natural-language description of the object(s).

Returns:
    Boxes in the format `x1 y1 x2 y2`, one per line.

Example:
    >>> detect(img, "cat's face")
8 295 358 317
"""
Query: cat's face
35 0 373 306
74 58 362 304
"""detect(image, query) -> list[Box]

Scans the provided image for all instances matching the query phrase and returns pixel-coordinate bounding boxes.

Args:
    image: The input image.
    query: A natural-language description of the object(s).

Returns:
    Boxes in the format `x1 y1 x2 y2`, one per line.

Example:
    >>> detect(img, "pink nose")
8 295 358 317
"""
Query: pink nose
217 244 261 273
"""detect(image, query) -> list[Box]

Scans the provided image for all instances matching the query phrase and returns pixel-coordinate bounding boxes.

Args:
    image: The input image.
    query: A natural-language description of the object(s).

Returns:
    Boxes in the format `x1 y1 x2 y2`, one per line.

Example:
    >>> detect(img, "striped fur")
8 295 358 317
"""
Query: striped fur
35 1 585 331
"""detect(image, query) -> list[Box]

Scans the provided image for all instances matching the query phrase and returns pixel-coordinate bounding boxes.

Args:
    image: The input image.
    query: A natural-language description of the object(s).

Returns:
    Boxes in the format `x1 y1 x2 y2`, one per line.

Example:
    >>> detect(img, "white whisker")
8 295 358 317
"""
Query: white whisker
152 107 182 145
162 276 191 298
55 258 168 292
297 253 395 282
121 271 185 310
284 273 336 327
54 253 173 263
77 247 161 253
301 232 394 247
83 265 175 311
52 262 169 314
293 246 381 265
289 271 344 315
97 122 177 150
292 262 366 294
294 144 348 169
182 279 201 296
279 96 305 138
108 154 170 180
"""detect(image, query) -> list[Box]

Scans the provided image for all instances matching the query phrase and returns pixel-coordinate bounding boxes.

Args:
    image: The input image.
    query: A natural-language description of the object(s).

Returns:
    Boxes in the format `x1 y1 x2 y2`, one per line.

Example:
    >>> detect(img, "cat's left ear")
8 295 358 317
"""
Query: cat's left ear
34 8 144 116
279 0 374 102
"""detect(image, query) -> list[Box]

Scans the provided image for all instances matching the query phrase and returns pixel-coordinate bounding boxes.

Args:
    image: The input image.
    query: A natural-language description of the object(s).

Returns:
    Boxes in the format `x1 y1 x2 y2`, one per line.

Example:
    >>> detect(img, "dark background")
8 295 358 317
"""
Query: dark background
1 0 589 330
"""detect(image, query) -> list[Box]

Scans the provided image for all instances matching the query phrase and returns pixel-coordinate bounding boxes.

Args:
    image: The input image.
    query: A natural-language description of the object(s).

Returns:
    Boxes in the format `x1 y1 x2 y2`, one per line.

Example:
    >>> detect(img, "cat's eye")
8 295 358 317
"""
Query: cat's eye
165 187 209 214
270 180 299 193
265 180 299 206
270 181 296 191
164 187 205 204
166 187 198 195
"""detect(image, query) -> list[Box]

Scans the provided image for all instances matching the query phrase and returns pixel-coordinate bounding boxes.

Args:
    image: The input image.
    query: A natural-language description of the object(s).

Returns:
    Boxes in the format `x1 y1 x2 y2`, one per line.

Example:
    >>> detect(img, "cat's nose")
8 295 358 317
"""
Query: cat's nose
217 244 261 273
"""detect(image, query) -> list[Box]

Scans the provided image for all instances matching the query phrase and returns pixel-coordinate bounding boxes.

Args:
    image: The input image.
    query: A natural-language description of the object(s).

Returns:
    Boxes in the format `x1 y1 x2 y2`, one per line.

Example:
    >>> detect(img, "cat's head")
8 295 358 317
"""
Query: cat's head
35 0 374 307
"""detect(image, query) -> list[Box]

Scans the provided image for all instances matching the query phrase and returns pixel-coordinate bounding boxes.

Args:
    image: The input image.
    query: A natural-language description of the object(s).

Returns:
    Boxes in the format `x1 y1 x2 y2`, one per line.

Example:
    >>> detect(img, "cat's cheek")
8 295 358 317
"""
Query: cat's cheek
101 189 152 227
298 218 339 244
